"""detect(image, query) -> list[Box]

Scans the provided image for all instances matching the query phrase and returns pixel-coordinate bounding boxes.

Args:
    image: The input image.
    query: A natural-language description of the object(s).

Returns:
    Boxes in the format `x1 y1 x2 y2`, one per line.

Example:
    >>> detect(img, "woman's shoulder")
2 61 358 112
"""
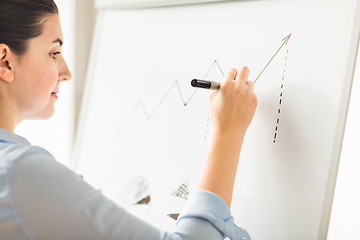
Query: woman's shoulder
0 142 60 239
0 142 54 167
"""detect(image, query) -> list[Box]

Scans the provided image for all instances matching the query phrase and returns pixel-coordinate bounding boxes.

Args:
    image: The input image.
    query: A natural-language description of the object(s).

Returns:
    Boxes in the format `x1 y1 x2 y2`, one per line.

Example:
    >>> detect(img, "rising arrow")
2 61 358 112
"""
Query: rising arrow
254 33 292 84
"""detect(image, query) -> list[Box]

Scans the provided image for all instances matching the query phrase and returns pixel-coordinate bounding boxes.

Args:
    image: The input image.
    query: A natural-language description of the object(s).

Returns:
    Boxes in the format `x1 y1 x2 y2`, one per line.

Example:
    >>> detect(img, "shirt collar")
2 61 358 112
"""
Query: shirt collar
0 128 30 145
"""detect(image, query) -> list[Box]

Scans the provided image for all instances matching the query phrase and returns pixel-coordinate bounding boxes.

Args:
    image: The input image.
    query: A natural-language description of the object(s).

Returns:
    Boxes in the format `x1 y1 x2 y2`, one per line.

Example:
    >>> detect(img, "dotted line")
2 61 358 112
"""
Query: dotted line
179 107 186 142
273 48 289 143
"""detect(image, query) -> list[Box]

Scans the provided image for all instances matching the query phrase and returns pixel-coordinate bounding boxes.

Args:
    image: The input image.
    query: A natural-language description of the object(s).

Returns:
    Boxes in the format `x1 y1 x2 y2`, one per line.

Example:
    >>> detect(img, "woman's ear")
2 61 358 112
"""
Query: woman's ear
0 44 15 83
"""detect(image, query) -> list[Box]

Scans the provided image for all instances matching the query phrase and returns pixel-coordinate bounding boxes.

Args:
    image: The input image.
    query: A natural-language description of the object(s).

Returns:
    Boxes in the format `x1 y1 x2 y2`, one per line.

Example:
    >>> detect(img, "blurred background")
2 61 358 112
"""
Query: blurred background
13 0 360 239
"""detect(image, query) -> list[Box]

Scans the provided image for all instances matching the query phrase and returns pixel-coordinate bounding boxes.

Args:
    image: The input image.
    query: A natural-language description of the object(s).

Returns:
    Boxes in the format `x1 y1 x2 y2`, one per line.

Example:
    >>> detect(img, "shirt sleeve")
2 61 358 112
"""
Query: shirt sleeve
171 190 251 240
7 146 250 240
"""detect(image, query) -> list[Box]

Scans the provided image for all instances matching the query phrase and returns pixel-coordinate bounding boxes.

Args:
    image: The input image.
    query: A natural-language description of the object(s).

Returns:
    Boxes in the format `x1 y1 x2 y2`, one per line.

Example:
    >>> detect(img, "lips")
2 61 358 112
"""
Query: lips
51 90 59 98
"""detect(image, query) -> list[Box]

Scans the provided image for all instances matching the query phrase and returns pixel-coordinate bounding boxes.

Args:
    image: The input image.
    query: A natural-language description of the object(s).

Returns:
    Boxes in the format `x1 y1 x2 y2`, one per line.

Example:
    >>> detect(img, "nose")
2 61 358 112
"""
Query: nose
58 56 72 82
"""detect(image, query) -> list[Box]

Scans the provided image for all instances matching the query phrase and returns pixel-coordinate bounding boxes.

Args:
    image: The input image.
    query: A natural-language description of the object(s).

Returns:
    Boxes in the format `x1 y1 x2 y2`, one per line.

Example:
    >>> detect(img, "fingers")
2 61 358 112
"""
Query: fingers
246 80 254 91
224 68 238 85
221 66 252 92
235 66 250 86
209 88 217 101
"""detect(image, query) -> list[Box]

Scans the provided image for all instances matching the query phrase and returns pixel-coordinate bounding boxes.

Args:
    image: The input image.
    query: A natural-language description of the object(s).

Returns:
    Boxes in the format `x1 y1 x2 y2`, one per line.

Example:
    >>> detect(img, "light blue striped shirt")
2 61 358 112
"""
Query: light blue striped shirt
0 128 250 240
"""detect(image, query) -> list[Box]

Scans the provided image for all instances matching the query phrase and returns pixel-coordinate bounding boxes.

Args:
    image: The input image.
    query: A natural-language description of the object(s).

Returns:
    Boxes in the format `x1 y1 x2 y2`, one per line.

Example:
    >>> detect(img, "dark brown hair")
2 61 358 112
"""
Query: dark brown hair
0 0 59 55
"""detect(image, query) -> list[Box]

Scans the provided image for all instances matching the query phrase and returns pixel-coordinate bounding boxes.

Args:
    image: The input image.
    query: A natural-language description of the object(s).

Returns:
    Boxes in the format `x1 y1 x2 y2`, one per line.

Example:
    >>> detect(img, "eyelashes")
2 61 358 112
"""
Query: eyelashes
50 51 61 59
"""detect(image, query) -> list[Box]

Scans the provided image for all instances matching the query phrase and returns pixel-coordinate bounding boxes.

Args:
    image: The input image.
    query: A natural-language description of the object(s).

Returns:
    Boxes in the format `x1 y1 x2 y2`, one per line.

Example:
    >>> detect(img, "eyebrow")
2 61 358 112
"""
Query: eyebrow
53 38 63 46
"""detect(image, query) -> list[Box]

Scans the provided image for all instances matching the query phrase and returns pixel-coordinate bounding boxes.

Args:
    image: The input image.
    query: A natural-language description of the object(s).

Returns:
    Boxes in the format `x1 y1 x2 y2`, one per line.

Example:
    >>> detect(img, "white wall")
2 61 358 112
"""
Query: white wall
327 41 360 239
15 0 76 167
75 0 96 132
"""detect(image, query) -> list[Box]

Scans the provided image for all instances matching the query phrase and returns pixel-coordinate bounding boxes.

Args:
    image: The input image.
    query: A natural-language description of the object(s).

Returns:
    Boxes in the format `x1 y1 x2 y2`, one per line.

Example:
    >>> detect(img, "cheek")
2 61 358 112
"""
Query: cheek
19 63 58 110
19 55 58 88
38 63 59 90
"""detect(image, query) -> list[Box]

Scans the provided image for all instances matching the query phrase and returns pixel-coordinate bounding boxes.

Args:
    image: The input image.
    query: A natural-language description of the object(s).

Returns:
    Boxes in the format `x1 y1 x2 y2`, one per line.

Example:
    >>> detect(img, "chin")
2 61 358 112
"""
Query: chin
30 107 55 120
41 109 55 119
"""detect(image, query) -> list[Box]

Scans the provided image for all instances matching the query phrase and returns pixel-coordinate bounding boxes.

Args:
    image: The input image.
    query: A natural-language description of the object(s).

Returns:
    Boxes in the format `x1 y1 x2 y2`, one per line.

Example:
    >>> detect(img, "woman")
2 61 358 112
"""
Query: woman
0 0 257 239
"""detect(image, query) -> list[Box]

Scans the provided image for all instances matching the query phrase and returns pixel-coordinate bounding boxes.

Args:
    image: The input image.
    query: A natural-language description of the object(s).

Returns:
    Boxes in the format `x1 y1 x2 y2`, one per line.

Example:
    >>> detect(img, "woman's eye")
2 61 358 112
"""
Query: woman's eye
50 51 61 59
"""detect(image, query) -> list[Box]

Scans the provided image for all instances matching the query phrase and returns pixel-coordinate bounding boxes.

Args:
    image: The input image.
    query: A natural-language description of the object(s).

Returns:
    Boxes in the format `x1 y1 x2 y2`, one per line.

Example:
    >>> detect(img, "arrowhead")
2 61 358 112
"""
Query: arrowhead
282 33 292 44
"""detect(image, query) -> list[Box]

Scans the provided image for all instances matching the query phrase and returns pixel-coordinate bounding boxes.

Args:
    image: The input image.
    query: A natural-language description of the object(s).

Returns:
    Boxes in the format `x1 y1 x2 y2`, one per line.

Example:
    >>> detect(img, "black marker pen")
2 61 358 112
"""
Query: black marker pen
191 79 220 90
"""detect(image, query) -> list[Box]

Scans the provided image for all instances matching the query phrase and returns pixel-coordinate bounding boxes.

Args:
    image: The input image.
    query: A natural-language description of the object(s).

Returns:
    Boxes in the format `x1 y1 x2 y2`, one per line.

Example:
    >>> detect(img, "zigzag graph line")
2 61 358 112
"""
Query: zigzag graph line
118 33 292 132
119 60 225 127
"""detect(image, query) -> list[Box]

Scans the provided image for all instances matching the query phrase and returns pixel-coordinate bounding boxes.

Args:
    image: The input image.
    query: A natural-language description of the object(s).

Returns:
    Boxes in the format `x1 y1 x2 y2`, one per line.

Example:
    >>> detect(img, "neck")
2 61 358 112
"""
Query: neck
0 113 16 132
0 122 15 132
0 100 19 133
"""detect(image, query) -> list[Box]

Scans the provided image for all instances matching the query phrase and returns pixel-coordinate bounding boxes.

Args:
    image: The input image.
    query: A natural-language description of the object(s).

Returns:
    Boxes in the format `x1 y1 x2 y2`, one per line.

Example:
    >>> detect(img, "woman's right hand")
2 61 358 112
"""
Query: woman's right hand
197 67 257 207
209 67 258 137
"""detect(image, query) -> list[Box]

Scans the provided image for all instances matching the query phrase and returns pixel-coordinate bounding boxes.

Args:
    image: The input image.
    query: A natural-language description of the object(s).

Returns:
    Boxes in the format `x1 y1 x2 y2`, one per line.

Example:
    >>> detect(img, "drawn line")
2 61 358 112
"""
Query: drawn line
171 179 190 200
273 41 290 143
168 179 190 221
254 33 292 84
117 34 292 138
119 60 224 126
